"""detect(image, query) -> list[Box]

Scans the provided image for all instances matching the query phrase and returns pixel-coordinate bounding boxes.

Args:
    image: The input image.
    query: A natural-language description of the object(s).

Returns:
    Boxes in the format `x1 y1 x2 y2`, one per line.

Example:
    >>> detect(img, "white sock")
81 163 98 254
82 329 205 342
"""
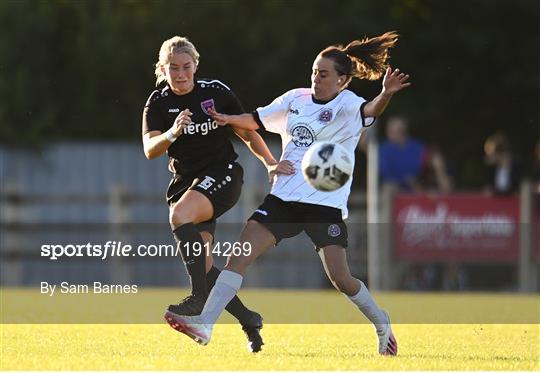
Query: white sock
347 280 388 333
200 270 243 325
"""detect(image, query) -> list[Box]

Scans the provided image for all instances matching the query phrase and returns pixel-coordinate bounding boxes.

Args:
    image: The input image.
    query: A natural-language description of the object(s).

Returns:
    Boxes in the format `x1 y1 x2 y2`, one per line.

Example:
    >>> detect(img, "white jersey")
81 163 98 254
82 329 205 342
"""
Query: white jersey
256 88 375 218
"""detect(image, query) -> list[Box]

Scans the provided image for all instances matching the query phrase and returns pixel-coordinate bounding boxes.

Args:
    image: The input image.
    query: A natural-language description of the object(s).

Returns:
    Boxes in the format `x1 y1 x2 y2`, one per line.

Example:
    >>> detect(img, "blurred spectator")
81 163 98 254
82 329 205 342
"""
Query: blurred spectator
402 264 440 291
379 116 425 191
441 263 468 291
484 131 523 195
402 265 424 291
418 145 454 193
402 263 468 291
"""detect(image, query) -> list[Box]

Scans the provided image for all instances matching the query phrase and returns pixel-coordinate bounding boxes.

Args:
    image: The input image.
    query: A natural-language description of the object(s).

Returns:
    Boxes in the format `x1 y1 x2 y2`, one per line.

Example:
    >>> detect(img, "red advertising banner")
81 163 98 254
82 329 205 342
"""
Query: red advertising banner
393 194 520 261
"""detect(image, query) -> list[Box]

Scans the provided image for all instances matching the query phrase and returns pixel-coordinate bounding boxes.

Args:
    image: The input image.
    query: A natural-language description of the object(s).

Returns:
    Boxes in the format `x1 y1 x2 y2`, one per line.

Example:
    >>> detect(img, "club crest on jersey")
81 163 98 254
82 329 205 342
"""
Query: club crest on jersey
319 108 333 122
291 124 315 147
200 99 215 115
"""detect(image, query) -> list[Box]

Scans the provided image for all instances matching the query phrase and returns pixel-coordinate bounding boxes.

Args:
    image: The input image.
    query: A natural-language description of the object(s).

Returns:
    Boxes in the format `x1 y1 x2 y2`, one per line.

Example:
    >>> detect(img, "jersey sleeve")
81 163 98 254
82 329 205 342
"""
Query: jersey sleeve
255 89 297 134
344 93 376 128
358 97 376 127
142 90 166 135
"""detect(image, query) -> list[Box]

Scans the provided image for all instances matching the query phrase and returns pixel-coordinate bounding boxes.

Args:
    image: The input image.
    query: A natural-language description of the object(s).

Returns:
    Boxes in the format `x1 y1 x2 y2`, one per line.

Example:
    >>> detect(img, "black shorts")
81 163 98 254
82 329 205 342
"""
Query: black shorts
167 161 244 235
249 194 348 250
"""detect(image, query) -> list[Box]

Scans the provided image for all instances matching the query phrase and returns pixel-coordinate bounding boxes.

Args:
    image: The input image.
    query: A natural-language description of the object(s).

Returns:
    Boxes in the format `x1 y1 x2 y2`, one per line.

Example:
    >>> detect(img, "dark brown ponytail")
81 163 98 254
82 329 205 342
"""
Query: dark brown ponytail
320 31 398 82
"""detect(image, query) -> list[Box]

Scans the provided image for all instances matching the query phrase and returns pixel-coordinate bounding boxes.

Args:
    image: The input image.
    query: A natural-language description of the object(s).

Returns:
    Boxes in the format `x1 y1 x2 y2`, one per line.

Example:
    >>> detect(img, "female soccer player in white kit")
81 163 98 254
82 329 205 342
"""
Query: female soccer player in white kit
166 31 411 356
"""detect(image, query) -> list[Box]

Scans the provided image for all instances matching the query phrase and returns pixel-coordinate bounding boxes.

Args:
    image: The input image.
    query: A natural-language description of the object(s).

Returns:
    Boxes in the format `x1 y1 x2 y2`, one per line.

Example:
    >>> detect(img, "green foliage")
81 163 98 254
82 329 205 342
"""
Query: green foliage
1 0 539 185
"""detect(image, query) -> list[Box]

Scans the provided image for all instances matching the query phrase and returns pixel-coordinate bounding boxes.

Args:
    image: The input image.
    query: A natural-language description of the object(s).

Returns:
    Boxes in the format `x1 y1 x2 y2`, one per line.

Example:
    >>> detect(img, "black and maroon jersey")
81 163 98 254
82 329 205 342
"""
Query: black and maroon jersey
143 79 243 175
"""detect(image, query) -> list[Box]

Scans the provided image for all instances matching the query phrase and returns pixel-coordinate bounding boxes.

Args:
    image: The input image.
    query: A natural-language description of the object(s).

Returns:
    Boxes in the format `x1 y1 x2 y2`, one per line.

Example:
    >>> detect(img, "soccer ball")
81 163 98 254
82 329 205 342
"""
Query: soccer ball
301 142 353 191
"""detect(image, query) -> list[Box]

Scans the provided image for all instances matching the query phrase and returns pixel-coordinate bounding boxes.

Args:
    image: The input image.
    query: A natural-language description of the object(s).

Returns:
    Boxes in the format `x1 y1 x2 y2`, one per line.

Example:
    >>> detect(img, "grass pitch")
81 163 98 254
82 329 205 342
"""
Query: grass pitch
1 289 539 370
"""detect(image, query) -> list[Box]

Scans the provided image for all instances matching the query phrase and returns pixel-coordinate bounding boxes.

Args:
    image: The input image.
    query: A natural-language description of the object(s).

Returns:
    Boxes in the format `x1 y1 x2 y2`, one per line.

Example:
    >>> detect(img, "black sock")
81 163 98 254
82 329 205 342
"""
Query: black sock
173 223 207 298
206 266 253 324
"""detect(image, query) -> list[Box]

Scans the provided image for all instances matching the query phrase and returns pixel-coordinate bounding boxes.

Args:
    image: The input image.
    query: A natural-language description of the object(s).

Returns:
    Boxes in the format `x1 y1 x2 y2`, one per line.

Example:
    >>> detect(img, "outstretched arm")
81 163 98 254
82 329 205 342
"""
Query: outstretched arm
233 127 294 182
363 67 411 118
209 109 260 131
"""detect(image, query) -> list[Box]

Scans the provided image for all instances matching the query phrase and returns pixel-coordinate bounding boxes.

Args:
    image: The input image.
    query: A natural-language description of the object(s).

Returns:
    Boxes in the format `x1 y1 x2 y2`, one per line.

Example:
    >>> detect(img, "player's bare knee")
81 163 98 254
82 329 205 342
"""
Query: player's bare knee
169 205 196 227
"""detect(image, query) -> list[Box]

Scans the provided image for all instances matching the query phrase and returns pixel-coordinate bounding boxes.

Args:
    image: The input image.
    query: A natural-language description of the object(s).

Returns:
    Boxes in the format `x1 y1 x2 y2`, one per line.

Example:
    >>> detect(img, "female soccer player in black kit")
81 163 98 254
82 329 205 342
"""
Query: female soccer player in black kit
142 36 287 352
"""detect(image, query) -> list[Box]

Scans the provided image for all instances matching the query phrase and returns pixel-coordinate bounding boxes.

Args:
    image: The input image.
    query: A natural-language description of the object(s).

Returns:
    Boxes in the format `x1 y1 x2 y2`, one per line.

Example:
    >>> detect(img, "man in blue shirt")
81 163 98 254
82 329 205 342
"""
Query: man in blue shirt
379 116 425 191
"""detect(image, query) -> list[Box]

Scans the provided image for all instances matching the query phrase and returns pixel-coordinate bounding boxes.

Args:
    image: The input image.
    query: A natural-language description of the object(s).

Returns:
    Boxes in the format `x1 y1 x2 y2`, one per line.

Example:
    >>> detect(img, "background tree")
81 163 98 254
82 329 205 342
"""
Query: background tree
1 0 538 187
